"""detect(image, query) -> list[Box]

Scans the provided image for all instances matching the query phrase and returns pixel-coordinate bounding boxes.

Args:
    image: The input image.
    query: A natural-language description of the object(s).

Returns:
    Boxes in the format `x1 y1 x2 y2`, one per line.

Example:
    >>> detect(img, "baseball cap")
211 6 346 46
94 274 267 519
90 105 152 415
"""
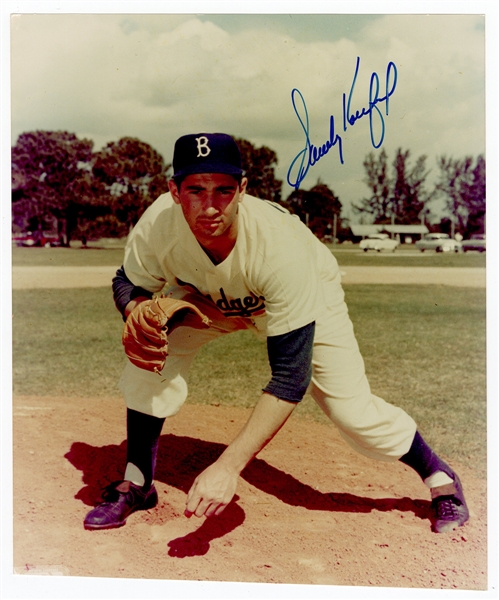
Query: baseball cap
172 133 244 179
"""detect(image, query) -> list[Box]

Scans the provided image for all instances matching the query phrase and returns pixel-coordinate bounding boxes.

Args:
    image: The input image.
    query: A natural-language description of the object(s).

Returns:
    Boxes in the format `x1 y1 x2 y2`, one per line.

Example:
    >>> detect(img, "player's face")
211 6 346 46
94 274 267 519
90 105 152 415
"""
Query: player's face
169 173 247 245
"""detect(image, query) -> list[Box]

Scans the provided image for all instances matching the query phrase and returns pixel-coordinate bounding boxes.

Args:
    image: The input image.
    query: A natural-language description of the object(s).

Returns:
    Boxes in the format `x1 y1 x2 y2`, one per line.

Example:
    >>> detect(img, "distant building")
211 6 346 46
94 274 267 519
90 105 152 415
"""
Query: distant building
350 224 429 244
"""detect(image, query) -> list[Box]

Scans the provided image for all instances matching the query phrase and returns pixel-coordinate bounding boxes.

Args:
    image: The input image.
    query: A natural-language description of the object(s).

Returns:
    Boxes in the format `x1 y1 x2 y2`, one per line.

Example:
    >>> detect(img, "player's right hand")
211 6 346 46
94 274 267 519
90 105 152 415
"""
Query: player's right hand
185 461 239 518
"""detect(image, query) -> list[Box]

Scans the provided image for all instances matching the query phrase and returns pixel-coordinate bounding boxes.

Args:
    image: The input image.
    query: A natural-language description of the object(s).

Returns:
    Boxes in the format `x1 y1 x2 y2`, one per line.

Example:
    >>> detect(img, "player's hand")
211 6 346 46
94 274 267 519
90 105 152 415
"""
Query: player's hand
185 461 239 518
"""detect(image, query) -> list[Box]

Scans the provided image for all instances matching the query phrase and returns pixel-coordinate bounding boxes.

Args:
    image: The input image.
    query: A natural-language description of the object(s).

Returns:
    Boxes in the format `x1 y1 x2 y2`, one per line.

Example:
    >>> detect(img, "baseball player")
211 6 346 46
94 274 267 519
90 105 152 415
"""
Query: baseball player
84 133 469 534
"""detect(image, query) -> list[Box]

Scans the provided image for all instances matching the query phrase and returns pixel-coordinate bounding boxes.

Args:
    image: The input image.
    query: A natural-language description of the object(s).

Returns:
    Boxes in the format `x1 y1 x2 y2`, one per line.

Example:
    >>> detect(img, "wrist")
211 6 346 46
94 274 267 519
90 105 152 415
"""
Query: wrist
124 296 150 318
216 447 250 476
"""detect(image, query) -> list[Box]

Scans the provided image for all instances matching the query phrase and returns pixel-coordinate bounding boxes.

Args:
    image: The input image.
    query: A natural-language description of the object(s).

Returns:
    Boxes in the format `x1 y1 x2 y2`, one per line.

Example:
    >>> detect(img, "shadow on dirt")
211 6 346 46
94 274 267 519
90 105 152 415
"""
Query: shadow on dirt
167 498 245 558
65 433 431 556
66 432 431 518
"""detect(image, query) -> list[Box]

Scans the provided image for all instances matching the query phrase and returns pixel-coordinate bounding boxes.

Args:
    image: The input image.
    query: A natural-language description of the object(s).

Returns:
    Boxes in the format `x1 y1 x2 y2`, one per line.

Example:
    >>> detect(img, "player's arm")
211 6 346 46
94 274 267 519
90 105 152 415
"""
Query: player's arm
185 322 315 518
185 392 296 518
112 266 153 319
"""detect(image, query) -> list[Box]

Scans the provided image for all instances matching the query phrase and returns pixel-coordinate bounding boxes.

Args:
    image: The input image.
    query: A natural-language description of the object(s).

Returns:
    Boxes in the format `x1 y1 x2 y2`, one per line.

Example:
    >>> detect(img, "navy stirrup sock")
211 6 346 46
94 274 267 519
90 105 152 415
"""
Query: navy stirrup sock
399 431 454 482
125 408 165 490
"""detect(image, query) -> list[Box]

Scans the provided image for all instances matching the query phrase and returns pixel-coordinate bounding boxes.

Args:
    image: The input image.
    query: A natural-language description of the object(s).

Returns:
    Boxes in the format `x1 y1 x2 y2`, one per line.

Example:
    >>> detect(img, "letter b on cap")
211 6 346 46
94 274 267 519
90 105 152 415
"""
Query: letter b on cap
195 136 211 158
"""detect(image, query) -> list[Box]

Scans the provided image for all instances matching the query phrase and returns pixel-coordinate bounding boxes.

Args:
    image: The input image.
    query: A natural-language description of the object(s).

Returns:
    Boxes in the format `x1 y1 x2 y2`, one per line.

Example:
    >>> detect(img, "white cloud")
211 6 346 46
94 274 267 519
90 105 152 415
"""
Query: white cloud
10 13 485 214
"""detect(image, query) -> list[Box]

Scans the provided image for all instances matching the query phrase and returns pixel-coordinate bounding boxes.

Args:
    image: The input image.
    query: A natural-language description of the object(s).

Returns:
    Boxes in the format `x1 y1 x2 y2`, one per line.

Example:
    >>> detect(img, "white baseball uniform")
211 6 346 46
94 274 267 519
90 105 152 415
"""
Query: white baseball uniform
119 192 417 461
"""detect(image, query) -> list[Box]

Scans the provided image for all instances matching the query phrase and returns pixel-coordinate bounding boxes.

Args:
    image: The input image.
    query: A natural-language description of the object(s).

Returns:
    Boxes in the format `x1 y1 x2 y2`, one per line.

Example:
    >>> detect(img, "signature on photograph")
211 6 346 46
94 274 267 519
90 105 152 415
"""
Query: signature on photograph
287 56 398 190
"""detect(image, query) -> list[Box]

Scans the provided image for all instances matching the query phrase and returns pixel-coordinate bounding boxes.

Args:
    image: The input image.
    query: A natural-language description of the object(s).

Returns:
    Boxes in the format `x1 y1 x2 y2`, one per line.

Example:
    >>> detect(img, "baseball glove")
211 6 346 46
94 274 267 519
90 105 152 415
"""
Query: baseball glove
123 296 211 374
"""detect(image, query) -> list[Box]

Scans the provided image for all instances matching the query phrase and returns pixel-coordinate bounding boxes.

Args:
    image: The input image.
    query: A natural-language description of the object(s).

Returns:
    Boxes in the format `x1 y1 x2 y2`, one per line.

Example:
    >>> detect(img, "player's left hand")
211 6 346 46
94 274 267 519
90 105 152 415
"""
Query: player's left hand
185 461 239 518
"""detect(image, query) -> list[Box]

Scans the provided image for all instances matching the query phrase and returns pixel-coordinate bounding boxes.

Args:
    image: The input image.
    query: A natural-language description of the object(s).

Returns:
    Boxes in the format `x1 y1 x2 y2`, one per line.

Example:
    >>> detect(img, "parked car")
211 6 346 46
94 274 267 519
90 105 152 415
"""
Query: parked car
462 234 486 252
415 233 462 253
13 231 60 248
359 233 399 252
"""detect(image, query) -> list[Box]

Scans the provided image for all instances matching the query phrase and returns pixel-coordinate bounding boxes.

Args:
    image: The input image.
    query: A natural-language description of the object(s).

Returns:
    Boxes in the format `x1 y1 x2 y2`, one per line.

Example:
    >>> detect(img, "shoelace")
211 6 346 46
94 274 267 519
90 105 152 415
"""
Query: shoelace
435 496 461 520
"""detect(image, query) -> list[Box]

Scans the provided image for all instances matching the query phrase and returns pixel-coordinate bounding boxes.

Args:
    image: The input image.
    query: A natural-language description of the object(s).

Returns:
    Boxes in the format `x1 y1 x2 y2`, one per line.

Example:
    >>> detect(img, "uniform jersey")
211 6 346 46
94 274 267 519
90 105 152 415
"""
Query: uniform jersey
123 193 336 338
118 191 417 459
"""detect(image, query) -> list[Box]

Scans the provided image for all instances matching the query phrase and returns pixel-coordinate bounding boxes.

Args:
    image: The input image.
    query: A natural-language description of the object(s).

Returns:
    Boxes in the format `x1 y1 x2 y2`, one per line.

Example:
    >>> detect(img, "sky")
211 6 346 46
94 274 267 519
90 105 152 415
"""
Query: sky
7 7 491 223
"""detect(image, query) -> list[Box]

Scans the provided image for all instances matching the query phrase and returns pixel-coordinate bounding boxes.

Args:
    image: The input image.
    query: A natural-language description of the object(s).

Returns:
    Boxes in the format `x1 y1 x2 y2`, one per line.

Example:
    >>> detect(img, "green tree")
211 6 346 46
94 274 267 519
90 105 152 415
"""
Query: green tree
11 130 96 244
233 137 282 202
92 137 171 232
391 149 431 224
354 148 432 224
283 180 343 239
352 148 391 223
434 155 486 236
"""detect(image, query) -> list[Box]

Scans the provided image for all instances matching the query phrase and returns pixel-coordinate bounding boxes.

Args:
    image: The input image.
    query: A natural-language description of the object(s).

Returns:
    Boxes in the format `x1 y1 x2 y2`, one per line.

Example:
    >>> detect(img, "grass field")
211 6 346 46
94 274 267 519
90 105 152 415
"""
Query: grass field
12 280 487 475
11 243 487 268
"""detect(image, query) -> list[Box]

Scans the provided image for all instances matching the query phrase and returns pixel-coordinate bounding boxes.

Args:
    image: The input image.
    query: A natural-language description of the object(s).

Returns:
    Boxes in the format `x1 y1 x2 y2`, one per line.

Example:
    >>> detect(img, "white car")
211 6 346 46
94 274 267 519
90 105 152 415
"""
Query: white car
462 234 486 252
359 233 399 252
415 233 462 253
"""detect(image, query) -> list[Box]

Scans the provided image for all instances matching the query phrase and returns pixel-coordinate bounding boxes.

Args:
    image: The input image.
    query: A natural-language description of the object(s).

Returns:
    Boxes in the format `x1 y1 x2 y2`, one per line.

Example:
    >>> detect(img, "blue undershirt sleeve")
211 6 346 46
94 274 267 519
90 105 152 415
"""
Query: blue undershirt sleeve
112 266 153 321
263 321 315 403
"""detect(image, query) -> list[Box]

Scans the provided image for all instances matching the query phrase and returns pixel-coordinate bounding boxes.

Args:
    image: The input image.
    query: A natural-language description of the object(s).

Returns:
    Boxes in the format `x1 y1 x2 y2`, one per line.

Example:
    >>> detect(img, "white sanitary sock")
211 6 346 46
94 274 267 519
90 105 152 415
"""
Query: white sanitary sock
124 462 146 487
424 470 454 489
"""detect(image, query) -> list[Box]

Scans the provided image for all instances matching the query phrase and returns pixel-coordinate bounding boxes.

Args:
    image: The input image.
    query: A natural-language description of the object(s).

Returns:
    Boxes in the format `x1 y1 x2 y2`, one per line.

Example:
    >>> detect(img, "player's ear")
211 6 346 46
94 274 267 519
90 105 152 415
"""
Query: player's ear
238 177 248 198
169 179 181 204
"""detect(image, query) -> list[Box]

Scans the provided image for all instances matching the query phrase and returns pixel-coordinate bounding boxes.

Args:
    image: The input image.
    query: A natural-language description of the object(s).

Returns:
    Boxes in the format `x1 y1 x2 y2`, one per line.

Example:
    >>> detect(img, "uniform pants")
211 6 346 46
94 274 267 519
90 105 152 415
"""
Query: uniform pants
119 283 417 462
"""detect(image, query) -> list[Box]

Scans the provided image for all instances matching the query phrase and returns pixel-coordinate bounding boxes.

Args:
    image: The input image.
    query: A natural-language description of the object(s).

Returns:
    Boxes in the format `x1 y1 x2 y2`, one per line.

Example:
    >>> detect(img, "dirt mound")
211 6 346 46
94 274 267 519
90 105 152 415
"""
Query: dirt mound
12 395 488 593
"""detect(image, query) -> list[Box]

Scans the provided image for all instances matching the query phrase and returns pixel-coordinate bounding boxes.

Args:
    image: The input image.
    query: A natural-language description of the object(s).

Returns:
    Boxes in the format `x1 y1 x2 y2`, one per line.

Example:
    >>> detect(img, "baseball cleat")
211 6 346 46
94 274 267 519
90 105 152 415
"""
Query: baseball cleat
430 472 469 533
84 480 158 530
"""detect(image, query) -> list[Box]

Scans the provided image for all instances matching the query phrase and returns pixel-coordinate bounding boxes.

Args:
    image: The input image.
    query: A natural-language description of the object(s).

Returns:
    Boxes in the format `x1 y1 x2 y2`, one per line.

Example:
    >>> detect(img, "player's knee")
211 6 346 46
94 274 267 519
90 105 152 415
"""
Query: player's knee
310 384 373 430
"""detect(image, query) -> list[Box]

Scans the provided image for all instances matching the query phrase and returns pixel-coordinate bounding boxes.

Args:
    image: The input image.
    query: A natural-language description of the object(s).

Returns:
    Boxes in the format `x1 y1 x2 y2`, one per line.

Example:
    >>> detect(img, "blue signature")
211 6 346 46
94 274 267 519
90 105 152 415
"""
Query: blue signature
287 56 398 190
